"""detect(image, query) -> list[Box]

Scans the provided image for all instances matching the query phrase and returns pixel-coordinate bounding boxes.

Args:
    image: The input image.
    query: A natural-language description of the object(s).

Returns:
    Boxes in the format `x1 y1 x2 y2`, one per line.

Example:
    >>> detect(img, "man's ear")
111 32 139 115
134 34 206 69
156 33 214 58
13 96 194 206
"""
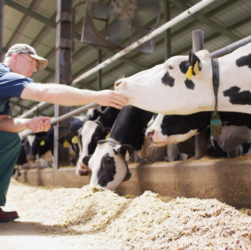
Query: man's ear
12 53 18 62
186 49 201 80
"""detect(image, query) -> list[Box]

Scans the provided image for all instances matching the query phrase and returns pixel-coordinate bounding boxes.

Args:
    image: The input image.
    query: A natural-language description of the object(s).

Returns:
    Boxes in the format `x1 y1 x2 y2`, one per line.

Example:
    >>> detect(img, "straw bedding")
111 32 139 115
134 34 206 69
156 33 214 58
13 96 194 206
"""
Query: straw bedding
6 179 251 249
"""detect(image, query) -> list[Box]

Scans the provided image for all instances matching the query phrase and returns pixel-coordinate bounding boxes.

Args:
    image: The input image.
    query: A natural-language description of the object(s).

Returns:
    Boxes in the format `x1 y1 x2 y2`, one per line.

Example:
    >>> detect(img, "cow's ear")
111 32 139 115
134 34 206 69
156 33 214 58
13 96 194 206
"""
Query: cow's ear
83 155 92 166
64 132 79 144
68 132 79 144
58 135 71 148
116 144 134 161
186 49 201 80
57 136 65 145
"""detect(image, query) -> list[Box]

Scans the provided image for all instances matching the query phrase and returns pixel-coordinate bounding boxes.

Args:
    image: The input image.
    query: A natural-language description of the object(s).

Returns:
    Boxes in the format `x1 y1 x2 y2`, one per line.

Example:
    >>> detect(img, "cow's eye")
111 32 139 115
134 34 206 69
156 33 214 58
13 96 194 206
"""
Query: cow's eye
168 65 173 70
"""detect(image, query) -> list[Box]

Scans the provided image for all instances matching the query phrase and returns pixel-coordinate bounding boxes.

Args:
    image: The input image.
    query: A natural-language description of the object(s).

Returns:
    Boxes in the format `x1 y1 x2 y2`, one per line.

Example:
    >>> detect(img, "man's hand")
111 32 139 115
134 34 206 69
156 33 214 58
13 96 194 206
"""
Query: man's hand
26 117 51 133
96 90 129 109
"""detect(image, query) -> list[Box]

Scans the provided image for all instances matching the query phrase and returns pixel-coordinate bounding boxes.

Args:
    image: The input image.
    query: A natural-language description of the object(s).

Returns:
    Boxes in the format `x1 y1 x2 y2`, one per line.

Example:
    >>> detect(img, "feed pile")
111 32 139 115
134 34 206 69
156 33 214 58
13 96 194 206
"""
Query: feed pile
6 179 251 249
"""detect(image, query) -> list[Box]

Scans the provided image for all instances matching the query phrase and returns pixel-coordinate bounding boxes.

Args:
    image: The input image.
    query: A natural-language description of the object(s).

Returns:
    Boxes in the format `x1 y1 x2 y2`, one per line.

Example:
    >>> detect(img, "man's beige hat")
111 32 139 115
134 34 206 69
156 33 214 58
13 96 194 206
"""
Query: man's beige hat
5 43 48 70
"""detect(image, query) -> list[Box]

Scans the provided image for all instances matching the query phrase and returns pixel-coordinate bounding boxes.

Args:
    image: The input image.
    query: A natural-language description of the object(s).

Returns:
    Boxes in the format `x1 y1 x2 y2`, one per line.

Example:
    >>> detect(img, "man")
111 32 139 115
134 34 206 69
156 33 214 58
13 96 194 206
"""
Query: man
0 43 128 222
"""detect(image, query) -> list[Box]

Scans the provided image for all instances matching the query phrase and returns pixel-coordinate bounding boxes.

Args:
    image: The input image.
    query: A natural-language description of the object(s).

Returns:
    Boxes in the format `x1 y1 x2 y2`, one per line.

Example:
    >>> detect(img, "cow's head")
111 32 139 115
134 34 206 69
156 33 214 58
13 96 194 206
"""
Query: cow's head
146 112 211 146
75 120 110 176
84 139 134 190
25 134 38 163
58 131 81 165
114 50 212 115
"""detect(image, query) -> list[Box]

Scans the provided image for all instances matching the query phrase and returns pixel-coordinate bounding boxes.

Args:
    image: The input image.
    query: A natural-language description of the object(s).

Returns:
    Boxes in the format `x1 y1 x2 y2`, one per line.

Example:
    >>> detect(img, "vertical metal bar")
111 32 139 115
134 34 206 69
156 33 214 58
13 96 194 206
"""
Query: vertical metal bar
192 30 207 159
97 49 102 90
164 0 171 161
164 0 171 60
54 0 72 169
192 30 204 52
0 0 4 61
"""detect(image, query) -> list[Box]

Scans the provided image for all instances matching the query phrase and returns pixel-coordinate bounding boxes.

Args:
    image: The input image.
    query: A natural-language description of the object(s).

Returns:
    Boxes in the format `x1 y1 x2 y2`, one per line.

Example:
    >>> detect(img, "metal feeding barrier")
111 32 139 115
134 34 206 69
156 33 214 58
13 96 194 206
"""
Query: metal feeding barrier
19 103 98 138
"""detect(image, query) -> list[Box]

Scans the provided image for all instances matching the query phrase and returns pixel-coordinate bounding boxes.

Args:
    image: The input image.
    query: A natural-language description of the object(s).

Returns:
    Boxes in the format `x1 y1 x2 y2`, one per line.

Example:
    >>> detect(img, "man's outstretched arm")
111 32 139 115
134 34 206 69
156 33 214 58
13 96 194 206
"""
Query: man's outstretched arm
21 83 129 109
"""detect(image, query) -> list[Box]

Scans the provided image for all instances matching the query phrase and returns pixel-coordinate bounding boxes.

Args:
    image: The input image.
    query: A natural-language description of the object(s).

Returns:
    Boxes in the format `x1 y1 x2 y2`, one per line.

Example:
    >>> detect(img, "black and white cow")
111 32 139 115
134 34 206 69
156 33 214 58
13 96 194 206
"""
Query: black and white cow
75 107 121 176
211 124 251 158
26 116 84 167
146 112 210 146
83 106 106 123
146 111 251 158
83 105 154 190
25 127 54 167
58 116 85 165
115 42 251 115
12 138 28 178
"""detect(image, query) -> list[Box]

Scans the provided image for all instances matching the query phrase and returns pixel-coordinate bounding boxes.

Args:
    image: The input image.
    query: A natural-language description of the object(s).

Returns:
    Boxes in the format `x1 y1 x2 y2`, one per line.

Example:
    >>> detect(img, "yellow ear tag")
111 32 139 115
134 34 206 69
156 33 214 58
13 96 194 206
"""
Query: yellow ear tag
71 136 79 144
63 140 70 148
193 61 199 75
105 133 110 140
186 66 193 80
14 164 18 170
40 140 45 146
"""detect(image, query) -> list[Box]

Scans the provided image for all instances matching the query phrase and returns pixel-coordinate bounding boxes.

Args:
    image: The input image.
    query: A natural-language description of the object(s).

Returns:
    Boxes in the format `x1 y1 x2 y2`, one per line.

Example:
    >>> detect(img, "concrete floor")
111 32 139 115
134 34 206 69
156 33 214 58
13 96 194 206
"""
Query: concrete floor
16 158 251 209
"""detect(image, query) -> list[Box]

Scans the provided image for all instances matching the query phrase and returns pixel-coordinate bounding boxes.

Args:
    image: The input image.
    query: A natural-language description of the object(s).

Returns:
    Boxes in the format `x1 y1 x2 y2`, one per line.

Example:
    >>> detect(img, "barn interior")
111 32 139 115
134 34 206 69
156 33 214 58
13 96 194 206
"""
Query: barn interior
1 0 251 209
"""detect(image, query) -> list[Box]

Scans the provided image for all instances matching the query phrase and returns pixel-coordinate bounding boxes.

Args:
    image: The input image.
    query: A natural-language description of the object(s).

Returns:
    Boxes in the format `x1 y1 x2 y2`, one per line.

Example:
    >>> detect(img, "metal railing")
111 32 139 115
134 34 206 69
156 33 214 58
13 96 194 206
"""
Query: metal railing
19 103 98 138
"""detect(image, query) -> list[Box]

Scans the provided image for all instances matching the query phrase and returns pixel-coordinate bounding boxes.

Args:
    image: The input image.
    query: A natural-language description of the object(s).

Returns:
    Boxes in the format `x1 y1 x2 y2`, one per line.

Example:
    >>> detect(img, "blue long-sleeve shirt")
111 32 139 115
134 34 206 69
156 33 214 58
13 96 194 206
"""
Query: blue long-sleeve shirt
0 63 33 115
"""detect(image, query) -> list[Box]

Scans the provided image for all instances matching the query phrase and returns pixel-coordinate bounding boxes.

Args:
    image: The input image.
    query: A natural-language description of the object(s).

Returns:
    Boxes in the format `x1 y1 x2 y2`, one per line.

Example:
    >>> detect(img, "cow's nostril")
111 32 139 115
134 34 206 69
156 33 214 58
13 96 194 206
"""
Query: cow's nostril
27 155 36 161
147 131 154 138
114 81 121 88
78 169 90 176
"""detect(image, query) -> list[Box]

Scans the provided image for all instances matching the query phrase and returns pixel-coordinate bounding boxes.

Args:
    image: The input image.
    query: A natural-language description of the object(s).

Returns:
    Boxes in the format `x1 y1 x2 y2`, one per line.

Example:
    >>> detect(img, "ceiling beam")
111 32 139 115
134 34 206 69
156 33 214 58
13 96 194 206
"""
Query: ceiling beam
5 0 56 28
153 14 251 67
31 13 57 48
168 0 241 42
5 0 38 49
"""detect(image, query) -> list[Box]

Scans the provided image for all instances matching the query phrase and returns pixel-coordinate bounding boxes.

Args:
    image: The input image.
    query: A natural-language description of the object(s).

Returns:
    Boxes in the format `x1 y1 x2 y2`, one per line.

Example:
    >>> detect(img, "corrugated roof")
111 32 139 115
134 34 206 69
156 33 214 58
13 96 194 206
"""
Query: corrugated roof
1 0 251 118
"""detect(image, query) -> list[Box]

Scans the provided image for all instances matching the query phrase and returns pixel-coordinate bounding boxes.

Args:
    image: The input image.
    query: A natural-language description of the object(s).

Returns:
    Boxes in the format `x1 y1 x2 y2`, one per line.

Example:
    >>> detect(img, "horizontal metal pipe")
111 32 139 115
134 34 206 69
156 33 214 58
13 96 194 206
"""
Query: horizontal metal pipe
210 35 251 58
19 103 99 138
19 102 48 118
